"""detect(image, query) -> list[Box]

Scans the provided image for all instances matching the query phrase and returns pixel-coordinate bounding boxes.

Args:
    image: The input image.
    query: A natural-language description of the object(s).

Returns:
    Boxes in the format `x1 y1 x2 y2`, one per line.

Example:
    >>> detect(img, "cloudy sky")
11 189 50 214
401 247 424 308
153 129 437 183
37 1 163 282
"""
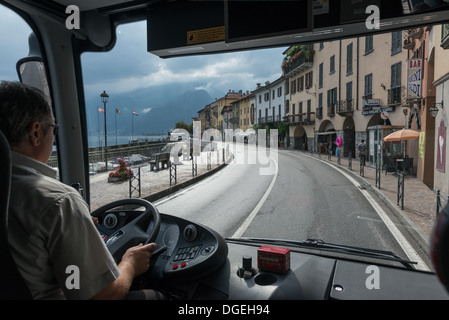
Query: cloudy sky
0 4 288 100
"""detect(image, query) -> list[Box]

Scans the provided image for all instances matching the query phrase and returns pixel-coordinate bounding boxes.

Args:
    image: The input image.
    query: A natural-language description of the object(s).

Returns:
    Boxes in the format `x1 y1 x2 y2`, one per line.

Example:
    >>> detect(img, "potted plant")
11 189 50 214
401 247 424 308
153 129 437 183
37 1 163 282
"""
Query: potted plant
108 157 133 182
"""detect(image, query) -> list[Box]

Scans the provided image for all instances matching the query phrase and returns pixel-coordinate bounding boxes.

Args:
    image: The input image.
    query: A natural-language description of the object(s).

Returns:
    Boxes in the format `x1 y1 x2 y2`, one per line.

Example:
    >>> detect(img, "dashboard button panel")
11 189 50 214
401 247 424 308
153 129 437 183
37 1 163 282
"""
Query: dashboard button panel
173 245 201 262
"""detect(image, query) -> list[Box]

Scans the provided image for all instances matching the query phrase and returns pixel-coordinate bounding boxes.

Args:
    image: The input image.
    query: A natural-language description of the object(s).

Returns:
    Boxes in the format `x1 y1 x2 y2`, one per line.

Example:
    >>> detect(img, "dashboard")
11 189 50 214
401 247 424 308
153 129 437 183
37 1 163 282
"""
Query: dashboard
95 211 228 287
95 210 449 300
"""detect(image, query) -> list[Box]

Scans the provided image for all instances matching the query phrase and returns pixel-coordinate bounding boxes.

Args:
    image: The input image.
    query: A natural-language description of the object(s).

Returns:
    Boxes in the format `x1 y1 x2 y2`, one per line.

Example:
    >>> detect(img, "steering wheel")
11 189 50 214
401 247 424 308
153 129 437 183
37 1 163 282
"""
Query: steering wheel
91 198 161 262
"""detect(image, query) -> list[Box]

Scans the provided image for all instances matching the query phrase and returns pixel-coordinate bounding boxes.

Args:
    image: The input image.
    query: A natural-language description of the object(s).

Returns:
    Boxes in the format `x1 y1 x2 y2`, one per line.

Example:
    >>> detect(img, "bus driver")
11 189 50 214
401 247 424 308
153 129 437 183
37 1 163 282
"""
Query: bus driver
0 81 163 300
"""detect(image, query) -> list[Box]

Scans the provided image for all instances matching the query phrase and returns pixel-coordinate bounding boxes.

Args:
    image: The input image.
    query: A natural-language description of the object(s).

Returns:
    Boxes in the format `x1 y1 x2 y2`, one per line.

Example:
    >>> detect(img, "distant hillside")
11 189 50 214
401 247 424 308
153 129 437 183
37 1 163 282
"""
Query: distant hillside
85 83 219 138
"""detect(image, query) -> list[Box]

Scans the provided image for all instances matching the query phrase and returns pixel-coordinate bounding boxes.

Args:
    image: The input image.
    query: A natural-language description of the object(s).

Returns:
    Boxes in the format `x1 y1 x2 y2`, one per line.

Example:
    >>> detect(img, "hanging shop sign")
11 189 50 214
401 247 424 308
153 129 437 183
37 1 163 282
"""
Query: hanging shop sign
407 58 422 100
436 120 446 173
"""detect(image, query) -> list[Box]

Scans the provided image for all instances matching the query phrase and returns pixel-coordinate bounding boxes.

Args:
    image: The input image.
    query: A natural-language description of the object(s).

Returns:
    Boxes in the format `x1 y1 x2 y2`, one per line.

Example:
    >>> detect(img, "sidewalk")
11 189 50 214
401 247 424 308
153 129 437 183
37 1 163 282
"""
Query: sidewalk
299 149 440 245
89 149 230 212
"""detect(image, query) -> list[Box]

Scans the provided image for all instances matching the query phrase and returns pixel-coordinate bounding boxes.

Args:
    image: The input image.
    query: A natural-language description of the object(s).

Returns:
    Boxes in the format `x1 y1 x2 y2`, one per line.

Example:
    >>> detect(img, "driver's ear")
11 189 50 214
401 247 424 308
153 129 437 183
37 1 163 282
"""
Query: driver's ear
28 121 43 147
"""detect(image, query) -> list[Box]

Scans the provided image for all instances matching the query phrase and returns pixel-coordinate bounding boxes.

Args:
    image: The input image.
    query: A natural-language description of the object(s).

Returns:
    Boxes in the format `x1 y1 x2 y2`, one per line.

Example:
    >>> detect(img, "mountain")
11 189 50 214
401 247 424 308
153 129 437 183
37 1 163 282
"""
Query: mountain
86 83 220 140
128 88 213 135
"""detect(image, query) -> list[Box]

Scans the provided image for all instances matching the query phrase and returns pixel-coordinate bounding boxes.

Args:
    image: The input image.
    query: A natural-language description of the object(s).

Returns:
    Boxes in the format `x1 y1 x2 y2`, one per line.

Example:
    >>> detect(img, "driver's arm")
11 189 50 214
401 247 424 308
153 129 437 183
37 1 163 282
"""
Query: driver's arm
90 243 156 300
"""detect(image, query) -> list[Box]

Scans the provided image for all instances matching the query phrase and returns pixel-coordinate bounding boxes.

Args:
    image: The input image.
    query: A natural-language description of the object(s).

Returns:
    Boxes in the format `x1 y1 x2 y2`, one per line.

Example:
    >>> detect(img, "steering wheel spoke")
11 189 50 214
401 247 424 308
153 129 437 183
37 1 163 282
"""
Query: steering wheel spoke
91 199 161 262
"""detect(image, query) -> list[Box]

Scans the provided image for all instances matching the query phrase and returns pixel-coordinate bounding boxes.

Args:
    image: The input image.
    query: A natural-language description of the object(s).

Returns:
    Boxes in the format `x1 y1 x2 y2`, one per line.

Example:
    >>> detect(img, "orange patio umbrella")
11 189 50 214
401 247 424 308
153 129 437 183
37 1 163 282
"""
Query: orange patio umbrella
383 129 420 142
383 129 420 158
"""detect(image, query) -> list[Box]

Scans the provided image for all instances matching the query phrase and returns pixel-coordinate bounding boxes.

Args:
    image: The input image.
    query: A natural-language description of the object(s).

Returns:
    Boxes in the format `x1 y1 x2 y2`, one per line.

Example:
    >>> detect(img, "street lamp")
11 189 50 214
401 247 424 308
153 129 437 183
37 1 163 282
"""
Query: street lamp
430 101 443 118
402 108 408 128
101 90 109 170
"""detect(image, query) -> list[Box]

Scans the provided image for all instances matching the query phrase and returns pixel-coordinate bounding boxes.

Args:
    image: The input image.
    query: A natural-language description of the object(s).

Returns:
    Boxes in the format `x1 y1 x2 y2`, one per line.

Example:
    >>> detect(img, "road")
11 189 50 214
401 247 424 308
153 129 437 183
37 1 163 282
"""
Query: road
155 145 430 270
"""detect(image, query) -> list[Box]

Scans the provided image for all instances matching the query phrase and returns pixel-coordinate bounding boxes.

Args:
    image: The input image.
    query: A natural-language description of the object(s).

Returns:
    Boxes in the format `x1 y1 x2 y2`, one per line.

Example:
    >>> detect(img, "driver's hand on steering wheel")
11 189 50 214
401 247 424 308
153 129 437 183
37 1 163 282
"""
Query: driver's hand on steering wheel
119 243 157 278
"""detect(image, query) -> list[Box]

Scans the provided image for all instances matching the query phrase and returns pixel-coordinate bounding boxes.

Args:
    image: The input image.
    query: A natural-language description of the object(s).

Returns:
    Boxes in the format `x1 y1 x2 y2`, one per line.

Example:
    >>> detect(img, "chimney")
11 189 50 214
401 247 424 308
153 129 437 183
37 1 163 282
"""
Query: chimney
265 81 270 86
257 83 261 89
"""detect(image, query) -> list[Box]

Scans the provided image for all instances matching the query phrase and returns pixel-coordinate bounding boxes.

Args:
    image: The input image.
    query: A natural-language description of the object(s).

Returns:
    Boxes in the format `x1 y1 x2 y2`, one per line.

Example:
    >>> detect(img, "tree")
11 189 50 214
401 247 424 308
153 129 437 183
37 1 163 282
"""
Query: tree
277 121 288 137
174 121 193 134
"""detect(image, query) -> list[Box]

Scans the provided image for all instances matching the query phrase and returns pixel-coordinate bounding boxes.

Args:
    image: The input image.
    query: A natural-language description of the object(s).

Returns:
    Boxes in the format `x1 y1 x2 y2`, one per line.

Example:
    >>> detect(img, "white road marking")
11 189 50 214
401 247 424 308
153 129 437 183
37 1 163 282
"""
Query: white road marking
315 156 430 271
232 156 279 238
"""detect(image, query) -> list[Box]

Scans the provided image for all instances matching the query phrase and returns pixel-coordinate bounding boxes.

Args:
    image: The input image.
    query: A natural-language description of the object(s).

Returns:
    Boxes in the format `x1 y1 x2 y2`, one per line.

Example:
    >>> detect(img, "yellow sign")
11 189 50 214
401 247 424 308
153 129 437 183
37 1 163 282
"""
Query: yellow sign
418 132 425 158
187 26 225 44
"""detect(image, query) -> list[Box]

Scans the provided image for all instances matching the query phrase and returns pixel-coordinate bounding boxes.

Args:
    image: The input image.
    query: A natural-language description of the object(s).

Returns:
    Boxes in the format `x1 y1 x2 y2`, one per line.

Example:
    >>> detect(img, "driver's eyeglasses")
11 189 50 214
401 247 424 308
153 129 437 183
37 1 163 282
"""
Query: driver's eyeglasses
48 123 59 136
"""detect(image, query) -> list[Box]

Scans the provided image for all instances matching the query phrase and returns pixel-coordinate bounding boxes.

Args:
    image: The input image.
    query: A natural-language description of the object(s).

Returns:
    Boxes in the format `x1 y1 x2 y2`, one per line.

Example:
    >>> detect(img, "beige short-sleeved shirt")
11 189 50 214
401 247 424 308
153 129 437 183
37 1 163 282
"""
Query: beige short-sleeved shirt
8 152 120 299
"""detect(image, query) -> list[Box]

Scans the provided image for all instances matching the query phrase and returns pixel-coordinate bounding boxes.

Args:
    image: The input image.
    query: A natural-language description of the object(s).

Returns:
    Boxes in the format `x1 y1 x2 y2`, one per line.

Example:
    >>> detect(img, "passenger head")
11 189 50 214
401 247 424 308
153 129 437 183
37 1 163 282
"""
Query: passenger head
0 81 55 162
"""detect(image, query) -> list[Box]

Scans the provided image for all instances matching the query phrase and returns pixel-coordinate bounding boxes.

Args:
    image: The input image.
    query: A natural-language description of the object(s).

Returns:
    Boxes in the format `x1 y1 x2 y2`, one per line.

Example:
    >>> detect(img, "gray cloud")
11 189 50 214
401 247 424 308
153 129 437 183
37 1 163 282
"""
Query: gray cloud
1 6 288 99
82 21 288 97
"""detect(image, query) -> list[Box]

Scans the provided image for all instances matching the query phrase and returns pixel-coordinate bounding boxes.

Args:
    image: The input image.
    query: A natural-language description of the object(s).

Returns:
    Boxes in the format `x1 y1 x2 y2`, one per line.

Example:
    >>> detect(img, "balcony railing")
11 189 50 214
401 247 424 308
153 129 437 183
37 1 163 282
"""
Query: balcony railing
316 107 323 119
388 86 403 105
284 113 315 125
337 99 354 116
408 27 423 39
259 115 282 124
403 38 414 50
327 104 336 117
282 54 313 76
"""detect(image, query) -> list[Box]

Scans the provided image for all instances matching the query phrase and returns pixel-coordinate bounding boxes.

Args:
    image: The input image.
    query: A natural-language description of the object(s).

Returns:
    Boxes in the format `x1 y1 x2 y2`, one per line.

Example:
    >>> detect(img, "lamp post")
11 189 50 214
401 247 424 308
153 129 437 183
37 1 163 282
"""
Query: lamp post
430 101 443 118
101 90 109 171
402 108 408 128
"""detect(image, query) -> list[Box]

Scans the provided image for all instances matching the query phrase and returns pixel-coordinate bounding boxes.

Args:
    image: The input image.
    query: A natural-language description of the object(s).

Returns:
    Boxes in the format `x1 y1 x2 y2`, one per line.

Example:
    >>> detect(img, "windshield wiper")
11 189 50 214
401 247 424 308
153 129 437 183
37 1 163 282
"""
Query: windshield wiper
225 237 417 270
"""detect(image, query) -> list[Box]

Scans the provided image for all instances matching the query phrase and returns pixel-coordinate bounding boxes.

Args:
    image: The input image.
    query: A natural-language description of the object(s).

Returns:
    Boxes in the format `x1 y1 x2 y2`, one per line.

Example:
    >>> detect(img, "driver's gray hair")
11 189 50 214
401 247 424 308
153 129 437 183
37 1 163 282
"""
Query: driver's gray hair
0 81 53 147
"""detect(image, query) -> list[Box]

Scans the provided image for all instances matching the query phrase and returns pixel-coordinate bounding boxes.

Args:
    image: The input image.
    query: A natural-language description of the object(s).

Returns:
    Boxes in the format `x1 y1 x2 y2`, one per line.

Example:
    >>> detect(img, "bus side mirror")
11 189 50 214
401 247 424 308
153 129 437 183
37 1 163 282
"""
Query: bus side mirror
16 32 51 103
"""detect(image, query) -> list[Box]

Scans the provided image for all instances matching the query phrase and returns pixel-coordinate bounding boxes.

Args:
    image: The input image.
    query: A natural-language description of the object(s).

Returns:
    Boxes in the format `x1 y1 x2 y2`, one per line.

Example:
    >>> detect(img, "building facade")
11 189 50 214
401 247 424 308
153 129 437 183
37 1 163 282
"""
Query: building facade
431 24 449 196
195 26 447 192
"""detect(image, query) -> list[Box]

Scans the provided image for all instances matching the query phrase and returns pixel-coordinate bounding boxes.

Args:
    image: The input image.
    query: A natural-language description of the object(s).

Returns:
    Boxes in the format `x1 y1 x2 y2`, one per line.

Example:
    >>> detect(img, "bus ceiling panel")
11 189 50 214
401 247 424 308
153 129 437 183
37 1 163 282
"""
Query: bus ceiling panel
146 0 449 58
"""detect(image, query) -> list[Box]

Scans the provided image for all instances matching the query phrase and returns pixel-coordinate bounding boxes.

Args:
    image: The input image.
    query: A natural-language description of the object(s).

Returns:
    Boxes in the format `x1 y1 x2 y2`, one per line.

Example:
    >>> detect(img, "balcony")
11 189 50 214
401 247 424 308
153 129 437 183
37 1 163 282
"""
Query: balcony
442 24 449 49
403 38 414 50
316 107 323 119
259 115 282 124
284 113 315 126
408 27 423 39
327 104 336 117
388 86 403 105
337 99 354 117
282 46 314 76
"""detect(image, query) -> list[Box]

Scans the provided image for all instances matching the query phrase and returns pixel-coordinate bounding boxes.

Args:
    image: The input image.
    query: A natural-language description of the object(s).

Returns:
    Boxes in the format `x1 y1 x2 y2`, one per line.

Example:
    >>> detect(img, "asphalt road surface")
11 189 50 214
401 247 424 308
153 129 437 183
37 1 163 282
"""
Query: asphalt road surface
155 146 430 270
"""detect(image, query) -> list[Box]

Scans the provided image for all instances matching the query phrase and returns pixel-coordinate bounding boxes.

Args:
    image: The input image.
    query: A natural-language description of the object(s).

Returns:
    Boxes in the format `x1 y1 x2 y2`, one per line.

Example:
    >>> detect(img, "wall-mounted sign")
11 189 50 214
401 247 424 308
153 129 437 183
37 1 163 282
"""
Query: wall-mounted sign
418 132 425 159
407 58 422 100
363 98 381 108
362 106 394 116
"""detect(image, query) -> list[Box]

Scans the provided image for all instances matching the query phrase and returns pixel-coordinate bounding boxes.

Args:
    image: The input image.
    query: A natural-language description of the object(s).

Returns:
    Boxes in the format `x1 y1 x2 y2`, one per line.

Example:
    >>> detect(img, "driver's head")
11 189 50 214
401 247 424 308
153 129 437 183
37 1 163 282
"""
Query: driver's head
0 80 55 163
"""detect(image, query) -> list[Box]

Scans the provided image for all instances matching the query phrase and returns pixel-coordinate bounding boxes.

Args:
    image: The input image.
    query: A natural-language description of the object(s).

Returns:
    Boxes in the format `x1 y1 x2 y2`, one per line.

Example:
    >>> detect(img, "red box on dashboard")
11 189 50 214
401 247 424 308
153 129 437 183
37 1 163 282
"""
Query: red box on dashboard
257 245 290 273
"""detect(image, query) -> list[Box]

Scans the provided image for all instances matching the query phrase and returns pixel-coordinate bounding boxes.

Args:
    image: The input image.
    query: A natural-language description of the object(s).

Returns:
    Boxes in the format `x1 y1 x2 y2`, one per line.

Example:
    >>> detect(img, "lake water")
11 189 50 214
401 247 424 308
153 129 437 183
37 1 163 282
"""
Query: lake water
87 134 167 148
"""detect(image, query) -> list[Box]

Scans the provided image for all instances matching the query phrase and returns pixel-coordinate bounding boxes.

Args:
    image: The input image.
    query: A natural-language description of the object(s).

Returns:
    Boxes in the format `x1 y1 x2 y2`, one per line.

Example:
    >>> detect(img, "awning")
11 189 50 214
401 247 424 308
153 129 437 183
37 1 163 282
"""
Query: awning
316 131 337 135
